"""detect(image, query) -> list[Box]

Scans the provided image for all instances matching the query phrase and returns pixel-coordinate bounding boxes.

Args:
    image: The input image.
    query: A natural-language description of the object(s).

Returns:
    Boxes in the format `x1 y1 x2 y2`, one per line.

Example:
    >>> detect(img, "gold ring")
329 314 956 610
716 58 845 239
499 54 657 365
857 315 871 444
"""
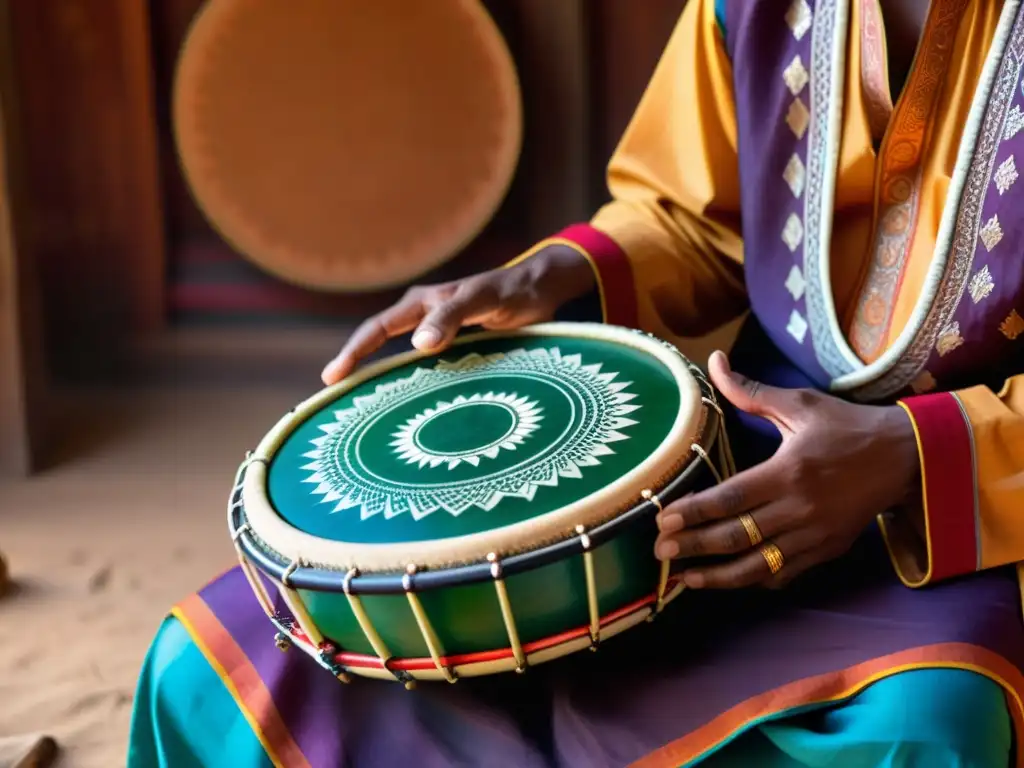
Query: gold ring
738 513 763 546
760 542 785 575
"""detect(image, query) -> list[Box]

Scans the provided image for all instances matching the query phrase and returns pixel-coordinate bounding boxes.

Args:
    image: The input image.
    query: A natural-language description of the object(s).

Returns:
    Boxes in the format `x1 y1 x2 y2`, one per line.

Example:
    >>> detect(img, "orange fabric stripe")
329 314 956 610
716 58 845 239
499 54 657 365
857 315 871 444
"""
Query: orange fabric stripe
173 594 311 768
631 642 1024 768
849 0 969 361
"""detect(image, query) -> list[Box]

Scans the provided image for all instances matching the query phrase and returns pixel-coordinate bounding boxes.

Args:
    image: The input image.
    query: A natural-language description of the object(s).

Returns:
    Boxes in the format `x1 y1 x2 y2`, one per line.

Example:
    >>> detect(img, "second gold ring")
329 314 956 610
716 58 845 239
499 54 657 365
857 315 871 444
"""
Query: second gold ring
760 542 785 575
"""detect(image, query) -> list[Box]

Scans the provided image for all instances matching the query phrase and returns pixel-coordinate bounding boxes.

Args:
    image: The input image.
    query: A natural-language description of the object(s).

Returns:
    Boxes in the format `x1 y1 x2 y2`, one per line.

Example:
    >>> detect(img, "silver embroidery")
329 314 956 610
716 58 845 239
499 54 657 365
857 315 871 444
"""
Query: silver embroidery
968 264 995 304
936 322 965 357
787 310 809 344
783 55 810 95
1007 104 1024 141
785 264 807 300
782 214 804 252
994 154 1018 194
783 154 806 197
980 214 1004 251
801 0 858 379
786 0 813 40
786 98 811 139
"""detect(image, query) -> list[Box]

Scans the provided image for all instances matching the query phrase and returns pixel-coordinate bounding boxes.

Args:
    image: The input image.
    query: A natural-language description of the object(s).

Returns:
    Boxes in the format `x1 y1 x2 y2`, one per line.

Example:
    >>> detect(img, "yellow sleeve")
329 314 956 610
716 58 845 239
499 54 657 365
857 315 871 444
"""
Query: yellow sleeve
509 0 746 338
881 376 1024 587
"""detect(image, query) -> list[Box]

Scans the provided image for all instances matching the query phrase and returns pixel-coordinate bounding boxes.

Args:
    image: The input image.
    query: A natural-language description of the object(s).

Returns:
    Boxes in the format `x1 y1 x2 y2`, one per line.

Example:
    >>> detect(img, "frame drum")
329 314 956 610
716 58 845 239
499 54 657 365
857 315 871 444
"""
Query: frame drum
174 0 521 291
229 323 730 685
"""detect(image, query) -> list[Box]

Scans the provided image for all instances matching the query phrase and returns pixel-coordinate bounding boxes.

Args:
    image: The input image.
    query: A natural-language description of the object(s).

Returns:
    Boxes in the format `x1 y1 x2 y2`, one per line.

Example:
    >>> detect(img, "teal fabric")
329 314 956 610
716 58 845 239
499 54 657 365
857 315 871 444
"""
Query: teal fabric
128 618 274 768
128 617 1012 768
715 0 727 38
696 668 1012 767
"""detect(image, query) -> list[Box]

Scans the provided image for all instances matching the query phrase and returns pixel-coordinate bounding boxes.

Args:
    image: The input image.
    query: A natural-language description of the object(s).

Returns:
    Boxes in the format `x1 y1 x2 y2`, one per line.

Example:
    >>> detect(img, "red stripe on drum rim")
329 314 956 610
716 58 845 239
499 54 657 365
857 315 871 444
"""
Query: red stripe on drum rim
284 578 682 672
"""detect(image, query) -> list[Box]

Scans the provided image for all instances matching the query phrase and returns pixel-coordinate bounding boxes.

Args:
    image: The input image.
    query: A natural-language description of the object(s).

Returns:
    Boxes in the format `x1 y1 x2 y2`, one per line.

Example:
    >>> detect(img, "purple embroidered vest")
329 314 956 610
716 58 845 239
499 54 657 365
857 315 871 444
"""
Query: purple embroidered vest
723 0 1024 399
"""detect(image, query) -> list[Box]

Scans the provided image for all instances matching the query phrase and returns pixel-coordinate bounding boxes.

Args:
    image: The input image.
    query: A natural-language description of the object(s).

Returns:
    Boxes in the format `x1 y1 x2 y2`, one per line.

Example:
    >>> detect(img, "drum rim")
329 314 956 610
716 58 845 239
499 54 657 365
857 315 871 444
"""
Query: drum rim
231 413 716 595
237 322 712 575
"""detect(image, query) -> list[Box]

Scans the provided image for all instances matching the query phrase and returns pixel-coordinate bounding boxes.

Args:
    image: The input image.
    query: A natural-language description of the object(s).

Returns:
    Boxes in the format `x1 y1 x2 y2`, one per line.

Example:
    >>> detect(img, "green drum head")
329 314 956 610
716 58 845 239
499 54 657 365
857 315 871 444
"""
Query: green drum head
254 326 701 571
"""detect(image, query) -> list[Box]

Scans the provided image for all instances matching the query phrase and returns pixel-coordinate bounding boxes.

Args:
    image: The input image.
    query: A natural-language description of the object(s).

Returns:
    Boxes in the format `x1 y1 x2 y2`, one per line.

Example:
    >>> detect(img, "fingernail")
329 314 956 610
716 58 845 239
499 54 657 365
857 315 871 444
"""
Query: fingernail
659 514 684 533
320 361 340 384
683 572 705 589
657 541 679 560
412 328 441 349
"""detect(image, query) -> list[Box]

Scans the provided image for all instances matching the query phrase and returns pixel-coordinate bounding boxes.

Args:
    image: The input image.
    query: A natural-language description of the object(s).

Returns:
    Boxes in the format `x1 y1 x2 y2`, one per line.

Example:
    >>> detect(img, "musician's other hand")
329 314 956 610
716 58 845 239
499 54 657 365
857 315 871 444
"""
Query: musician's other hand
653 351 921 589
321 246 595 385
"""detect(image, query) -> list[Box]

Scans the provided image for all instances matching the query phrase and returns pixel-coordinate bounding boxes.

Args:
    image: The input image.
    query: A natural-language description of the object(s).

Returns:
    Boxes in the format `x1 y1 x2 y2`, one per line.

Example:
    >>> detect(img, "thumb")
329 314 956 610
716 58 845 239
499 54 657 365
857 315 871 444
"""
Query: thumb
707 351 793 423
414 280 496 352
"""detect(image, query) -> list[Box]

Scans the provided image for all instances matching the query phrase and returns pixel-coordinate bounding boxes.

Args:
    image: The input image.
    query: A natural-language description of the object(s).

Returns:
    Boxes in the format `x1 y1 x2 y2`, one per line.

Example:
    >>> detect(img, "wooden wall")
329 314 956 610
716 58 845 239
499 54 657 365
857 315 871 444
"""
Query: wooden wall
0 0 48 475
2 1 686 382
8 0 166 378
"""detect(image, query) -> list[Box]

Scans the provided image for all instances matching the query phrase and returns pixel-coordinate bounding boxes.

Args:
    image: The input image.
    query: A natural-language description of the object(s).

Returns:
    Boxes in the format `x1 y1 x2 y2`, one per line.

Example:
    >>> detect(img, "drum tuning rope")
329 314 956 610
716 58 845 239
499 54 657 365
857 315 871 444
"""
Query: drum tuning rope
277 558 325 647
403 565 458 683
487 553 527 673
282 559 301 586
689 444 722 484
231 521 250 543
228 460 276 619
642 490 671 615
701 396 737 479
241 450 269 469
575 525 601 649
343 568 412 686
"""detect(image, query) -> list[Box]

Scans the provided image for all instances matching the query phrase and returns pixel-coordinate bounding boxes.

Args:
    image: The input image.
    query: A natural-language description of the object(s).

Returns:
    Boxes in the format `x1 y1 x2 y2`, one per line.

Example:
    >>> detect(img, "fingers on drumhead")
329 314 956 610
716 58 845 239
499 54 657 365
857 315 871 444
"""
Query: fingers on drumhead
323 276 501 384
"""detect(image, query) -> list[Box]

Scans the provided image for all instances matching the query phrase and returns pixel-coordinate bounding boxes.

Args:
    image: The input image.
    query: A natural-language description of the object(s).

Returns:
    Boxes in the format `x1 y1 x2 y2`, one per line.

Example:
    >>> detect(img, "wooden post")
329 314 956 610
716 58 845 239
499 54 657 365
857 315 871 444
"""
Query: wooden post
7 0 167 378
0 0 47 477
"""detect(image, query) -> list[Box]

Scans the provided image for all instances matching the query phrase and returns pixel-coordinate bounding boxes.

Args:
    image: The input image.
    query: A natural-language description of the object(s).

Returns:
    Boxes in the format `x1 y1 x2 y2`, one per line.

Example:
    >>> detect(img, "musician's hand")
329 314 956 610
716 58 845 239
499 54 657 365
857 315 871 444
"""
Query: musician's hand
653 351 921 589
321 246 595 385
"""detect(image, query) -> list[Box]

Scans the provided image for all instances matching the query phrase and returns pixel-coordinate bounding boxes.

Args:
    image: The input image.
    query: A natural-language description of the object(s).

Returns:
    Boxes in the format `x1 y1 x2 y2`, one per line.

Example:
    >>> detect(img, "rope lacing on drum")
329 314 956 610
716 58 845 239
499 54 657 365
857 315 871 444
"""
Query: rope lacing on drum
701 396 737 478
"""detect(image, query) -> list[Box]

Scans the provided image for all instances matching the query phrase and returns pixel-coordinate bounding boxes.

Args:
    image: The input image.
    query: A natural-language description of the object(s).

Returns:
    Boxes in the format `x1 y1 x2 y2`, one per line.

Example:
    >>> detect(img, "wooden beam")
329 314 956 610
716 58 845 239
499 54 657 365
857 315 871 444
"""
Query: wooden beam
8 0 167 377
0 0 48 476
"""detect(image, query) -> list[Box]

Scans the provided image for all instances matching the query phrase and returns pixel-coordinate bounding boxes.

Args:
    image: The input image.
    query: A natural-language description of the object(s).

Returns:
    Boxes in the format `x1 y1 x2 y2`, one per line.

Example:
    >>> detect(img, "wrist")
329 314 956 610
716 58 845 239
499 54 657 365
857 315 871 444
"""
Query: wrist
519 244 596 305
881 404 922 504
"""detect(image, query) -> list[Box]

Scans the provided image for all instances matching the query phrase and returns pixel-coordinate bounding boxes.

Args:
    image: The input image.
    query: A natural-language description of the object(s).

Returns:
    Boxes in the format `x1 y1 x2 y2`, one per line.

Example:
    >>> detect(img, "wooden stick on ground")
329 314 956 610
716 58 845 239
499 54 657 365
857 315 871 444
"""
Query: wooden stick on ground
0 734 58 768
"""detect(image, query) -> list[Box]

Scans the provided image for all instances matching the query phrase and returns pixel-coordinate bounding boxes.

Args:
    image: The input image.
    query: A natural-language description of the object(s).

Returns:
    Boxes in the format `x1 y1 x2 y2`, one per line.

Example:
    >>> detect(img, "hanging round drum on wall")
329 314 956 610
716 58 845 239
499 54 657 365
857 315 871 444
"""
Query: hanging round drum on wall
173 0 522 292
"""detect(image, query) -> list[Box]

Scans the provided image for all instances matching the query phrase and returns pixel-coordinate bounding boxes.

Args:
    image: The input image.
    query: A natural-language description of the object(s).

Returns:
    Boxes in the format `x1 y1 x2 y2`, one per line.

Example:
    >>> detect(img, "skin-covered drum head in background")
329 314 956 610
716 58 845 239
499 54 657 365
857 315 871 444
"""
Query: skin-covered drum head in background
173 0 522 291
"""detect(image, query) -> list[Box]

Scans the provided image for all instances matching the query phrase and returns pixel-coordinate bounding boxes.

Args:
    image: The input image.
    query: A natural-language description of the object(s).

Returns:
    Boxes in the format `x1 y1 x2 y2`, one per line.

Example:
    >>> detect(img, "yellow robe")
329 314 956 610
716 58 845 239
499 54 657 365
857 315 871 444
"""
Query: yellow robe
514 0 1024 588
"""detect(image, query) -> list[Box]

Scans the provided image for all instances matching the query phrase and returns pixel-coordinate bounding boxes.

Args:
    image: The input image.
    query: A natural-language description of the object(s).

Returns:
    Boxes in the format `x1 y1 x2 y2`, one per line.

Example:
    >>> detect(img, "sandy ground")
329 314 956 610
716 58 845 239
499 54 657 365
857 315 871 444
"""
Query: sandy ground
0 385 309 767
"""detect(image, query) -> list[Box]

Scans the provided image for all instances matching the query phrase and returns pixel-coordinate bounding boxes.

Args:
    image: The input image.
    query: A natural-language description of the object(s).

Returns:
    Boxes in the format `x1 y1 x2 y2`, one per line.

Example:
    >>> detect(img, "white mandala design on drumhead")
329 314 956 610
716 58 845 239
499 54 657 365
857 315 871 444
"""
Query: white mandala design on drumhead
390 392 544 470
300 347 642 520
